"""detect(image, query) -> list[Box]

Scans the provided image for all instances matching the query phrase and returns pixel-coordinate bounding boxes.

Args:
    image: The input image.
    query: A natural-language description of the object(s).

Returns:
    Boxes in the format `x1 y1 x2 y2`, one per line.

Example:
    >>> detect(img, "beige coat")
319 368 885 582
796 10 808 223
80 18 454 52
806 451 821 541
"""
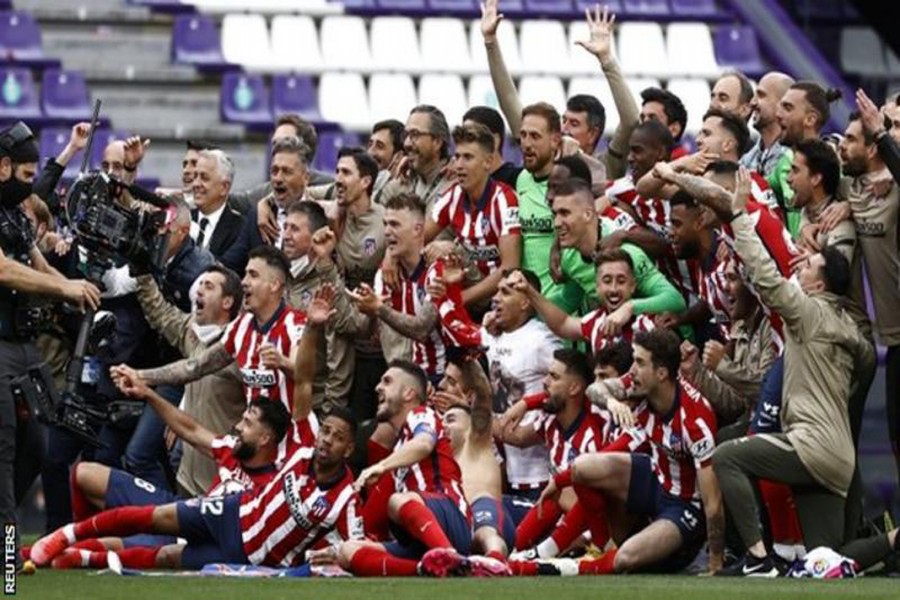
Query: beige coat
135 276 245 496
732 214 874 497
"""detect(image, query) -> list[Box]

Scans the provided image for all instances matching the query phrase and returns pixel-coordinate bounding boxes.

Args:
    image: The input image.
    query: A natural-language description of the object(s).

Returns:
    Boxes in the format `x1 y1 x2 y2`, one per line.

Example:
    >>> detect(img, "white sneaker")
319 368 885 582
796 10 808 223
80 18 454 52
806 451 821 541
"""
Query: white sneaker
509 547 539 561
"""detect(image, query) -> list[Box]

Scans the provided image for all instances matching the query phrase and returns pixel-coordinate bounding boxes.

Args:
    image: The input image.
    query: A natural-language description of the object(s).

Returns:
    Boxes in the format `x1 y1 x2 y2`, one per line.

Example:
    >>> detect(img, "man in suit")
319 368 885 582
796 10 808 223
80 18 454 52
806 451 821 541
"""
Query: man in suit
191 149 244 261
221 137 312 275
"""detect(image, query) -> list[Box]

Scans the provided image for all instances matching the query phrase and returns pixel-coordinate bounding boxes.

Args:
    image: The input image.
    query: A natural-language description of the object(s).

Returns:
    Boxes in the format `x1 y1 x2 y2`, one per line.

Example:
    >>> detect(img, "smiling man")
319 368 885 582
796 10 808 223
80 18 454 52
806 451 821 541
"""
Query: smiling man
426 123 521 308
190 149 244 259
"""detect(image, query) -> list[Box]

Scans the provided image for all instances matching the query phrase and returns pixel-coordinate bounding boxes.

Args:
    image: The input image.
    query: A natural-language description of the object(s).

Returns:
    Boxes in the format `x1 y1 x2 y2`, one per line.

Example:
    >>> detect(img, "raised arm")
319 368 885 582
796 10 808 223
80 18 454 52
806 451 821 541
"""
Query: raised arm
510 270 582 340
856 88 900 183
293 285 336 422
114 364 215 456
123 342 233 387
653 161 734 223
481 0 523 135
461 233 520 306
575 5 638 179
464 359 495 443
135 274 193 355
0 247 100 312
621 242 687 315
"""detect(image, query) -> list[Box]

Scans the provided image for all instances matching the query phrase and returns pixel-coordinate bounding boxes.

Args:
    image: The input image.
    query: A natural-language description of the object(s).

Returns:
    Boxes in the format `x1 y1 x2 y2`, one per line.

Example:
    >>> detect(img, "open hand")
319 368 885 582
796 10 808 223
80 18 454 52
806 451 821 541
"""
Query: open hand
576 4 616 62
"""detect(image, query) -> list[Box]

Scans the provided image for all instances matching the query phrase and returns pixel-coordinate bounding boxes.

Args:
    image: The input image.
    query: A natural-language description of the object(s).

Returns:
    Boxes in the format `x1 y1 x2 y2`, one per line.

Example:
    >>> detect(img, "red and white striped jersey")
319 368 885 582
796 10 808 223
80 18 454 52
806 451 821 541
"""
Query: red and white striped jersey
374 257 446 378
222 303 307 413
431 179 520 277
393 406 468 517
750 170 781 215
618 379 718 507
720 199 797 347
533 398 614 471
206 435 279 497
580 308 656 353
606 176 670 238
238 424 362 566
684 237 733 324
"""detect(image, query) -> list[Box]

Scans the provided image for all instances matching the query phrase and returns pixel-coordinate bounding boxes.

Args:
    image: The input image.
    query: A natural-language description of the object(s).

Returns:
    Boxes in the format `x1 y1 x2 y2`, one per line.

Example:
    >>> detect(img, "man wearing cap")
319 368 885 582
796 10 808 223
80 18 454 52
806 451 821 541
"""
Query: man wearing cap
0 121 102 563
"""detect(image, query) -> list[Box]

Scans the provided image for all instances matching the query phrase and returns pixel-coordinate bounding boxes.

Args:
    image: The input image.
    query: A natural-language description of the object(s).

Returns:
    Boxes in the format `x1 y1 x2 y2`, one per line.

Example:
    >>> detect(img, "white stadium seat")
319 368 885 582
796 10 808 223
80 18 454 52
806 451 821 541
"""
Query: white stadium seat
420 18 473 75
319 72 370 130
468 74 503 114
371 17 422 73
618 22 668 78
626 77 662 111
568 76 619 134
519 20 569 76
470 19 522 75
666 78 712 135
667 23 720 78
568 21 613 76
320 16 372 72
221 13 273 70
419 74 468 128
369 73 418 124
270 15 322 72
518 75 566 115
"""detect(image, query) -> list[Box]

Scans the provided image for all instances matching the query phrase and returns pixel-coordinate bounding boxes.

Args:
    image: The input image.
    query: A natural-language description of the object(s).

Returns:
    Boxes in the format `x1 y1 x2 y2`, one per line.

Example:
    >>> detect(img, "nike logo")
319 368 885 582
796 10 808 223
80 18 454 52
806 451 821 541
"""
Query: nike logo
420 523 432 533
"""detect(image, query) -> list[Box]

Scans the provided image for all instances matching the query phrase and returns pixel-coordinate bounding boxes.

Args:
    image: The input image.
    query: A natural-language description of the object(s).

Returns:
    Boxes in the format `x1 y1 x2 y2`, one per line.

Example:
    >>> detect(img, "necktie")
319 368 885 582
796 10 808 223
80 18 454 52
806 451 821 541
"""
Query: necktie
197 217 210 248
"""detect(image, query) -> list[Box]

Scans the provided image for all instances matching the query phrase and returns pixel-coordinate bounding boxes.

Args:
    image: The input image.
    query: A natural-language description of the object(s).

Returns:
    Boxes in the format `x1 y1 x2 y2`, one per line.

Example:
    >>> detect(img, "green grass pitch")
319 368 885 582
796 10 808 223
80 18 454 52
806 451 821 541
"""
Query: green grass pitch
14 571 900 600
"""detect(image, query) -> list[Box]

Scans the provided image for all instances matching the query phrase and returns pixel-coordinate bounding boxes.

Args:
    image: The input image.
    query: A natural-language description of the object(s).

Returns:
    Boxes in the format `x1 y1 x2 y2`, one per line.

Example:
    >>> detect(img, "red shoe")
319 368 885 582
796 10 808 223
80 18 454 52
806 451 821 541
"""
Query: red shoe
30 524 75 566
51 549 87 570
464 555 511 577
418 548 466 577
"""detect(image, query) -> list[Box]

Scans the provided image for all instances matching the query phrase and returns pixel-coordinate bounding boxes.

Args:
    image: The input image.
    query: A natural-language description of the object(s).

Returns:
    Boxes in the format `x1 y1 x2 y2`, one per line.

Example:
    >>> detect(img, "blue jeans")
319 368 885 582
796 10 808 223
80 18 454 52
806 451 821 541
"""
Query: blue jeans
123 384 183 491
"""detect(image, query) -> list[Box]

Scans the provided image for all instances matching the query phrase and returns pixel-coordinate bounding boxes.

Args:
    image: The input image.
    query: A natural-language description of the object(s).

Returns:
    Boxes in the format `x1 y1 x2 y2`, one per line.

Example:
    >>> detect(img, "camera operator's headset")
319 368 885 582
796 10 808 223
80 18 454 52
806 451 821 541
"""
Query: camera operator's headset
0 121 35 157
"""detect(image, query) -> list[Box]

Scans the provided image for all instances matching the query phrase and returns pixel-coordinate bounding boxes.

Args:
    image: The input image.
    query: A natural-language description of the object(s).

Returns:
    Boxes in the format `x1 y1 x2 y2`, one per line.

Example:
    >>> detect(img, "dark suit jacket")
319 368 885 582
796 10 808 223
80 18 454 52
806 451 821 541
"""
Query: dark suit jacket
193 206 244 260
220 203 264 276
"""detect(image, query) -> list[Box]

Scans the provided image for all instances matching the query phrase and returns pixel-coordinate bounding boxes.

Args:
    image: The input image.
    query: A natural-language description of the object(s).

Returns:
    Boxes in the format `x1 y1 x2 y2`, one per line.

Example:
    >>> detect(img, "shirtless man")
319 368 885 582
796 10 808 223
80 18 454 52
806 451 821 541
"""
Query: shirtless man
438 353 513 564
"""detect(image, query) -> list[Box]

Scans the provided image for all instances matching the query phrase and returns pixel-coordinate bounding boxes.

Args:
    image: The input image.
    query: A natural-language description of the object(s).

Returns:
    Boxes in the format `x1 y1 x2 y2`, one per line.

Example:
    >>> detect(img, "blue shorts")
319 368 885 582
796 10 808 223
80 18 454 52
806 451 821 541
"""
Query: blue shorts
175 494 249 569
105 468 178 548
384 494 472 559
471 496 516 550
105 468 177 507
749 357 784 434
626 454 704 543
502 488 542 527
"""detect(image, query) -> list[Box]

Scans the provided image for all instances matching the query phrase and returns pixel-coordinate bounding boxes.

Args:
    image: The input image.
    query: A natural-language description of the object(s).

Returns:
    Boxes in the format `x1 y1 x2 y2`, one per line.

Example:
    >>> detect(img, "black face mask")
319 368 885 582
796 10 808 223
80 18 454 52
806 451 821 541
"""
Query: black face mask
0 175 32 209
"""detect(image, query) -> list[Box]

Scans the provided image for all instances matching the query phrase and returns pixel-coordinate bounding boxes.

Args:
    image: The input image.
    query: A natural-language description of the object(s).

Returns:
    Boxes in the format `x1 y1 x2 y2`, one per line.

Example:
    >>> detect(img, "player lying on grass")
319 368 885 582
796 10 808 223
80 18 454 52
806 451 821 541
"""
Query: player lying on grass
31 286 364 571
48 396 289 568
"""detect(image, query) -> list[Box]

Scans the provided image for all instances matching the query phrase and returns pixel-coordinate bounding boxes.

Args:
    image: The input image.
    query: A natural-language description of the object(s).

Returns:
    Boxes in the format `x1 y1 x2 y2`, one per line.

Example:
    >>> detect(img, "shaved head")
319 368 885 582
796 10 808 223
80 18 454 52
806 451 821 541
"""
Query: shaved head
760 72 795 98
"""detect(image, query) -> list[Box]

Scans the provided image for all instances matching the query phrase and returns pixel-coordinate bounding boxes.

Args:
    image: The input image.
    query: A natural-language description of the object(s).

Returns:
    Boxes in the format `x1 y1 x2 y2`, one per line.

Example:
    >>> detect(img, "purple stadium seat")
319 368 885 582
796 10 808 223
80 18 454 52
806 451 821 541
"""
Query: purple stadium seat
427 0 478 16
39 127 83 178
622 0 670 18
524 1 575 17
574 0 623 15
126 0 192 12
339 0 377 10
41 69 92 122
313 131 362 174
0 66 41 121
172 14 229 69
713 25 764 76
272 74 323 124
502 137 522 165
376 0 427 13
220 72 273 128
496 0 525 18
0 11 45 62
669 0 720 19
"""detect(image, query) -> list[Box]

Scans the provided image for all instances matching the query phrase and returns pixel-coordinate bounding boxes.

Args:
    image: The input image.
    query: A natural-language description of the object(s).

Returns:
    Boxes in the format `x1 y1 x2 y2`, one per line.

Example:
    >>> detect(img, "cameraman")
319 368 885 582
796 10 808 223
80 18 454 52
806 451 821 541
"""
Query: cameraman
0 122 100 554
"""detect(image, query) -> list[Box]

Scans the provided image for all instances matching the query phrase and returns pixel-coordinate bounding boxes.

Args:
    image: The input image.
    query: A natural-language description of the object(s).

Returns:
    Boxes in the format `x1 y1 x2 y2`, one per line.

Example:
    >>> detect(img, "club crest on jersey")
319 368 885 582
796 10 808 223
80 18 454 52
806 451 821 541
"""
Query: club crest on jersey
480 215 491 232
567 447 578 465
311 496 332 520
416 286 426 303
364 237 377 256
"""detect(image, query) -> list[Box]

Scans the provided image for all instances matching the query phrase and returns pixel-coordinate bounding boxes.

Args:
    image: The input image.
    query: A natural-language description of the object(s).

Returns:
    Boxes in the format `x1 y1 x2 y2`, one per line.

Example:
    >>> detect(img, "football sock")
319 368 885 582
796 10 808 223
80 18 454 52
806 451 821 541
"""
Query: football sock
543 502 590 557
515 499 562 550
573 485 610 547
577 548 618 575
396 500 453 550
759 480 802 546
74 506 155 540
350 546 418 577
69 465 97 522
70 539 107 552
118 546 162 569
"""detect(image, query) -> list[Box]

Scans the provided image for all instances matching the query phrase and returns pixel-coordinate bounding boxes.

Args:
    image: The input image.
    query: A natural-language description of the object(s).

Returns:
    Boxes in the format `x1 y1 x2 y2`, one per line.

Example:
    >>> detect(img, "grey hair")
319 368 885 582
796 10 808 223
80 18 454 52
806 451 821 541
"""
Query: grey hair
198 148 235 183
271 135 311 166
170 196 192 226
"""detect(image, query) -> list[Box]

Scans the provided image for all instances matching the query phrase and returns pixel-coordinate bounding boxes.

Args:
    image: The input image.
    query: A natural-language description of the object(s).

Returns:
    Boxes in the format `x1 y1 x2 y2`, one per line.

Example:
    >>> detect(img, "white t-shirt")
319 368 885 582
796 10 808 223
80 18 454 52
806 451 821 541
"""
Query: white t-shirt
483 318 560 487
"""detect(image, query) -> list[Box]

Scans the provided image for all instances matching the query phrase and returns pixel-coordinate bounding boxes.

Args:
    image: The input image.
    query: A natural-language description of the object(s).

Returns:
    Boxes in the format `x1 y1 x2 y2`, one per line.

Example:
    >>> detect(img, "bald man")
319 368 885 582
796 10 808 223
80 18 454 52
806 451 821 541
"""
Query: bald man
741 72 794 179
